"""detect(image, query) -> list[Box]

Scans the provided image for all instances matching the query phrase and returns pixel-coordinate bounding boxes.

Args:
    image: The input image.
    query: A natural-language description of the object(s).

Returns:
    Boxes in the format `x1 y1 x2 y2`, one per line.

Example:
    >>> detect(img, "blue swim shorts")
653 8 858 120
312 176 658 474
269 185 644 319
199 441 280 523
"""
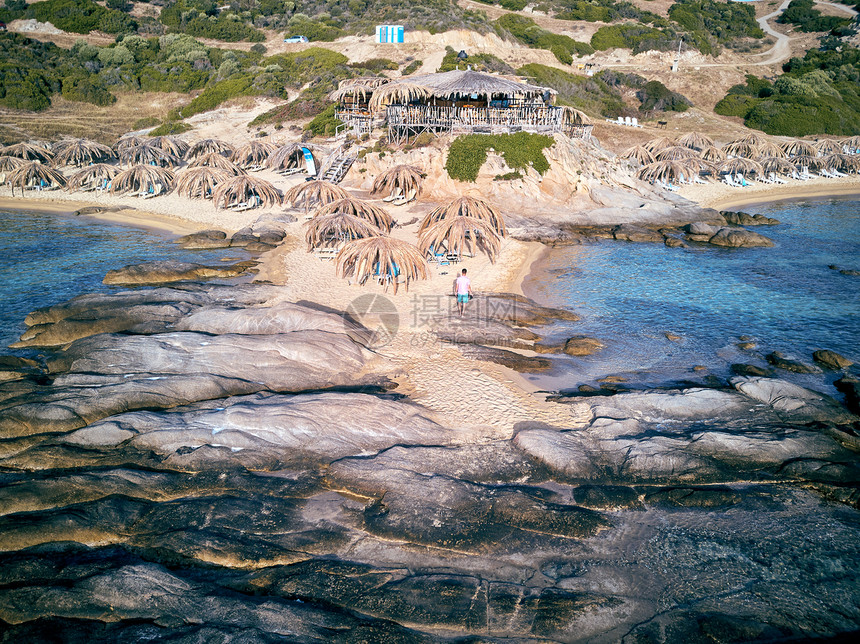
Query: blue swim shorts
457 294 469 304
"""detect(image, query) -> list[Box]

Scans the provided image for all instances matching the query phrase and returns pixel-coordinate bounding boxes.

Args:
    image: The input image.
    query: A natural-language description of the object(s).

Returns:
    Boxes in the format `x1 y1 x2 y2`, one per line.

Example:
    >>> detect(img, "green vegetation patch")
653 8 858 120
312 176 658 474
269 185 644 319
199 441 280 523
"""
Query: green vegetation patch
778 0 852 33
496 14 594 64
28 0 137 35
590 23 677 54
160 0 265 42
438 47 515 74
668 0 763 56
445 132 554 183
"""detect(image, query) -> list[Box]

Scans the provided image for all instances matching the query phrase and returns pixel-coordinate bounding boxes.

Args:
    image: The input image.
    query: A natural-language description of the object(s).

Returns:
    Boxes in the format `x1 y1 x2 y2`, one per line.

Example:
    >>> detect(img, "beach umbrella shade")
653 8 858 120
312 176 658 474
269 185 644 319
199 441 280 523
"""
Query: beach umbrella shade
717 157 764 176
754 140 784 159
187 152 244 175
120 143 180 168
66 163 119 191
304 211 383 250
267 143 314 171
7 161 66 191
637 159 690 184
2 142 54 163
418 215 501 263
656 145 698 161
231 141 277 169
328 84 375 103
841 136 860 152
338 76 390 90
114 135 148 153
336 235 429 291
642 137 675 153
52 139 114 167
822 153 860 173
0 156 26 172
699 145 726 162
760 156 797 176
734 133 765 146
675 132 714 151
110 164 175 195
175 166 232 199
722 140 759 159
315 197 394 232
149 135 189 158
780 140 816 158
283 179 349 212
368 82 431 111
212 174 281 209
790 154 826 170
419 196 506 237
185 138 234 160
814 139 843 156
371 164 425 197
620 145 655 165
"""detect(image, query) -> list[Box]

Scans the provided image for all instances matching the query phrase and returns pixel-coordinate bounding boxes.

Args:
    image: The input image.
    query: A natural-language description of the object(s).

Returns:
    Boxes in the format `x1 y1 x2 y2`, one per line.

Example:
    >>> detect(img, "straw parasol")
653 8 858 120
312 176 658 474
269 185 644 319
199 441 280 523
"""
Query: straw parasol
759 156 797 176
212 174 281 209
2 142 54 163
368 82 432 111
814 139 843 156
114 135 148 153
52 139 114 167
0 156 26 172
656 145 698 161
734 133 765 146
283 179 349 212
642 137 675 153
676 132 714 151
328 84 375 103
722 140 759 158
823 153 860 173
267 143 314 172
791 154 825 170
418 215 501 263
175 166 232 199
149 135 189 157
304 211 382 250
7 161 66 192
187 152 244 174
781 140 816 158
315 197 394 232
637 159 690 184
120 143 180 168
717 157 763 176
231 140 277 168
841 136 860 151
699 145 727 162
419 196 506 237
338 76 390 89
754 140 784 159
336 235 429 291
371 164 425 197
185 139 234 159
621 145 655 165
110 164 175 195
66 163 119 191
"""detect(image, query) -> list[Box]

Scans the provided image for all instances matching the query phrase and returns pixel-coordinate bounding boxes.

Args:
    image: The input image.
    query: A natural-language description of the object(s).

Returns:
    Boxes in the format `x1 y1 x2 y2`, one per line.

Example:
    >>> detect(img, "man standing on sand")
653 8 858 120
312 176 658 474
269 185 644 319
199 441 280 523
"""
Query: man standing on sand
453 268 472 316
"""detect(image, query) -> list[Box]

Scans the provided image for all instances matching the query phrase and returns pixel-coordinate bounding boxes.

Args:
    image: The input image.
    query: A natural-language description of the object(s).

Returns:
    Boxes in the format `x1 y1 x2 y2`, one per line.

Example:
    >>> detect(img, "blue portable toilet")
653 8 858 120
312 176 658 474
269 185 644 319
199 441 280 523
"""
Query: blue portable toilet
375 25 404 44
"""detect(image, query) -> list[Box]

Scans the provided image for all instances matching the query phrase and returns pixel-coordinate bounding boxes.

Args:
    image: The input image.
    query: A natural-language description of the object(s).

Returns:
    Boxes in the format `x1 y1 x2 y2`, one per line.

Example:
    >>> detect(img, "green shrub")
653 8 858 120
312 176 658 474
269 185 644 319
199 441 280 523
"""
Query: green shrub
778 0 851 33
285 17 345 42
496 14 594 60
306 102 343 136
28 0 136 35
445 132 554 182
494 171 523 181
180 75 254 117
160 1 264 42
636 80 691 112
149 120 192 135
550 45 573 66
250 43 267 55
714 93 760 118
591 23 676 54
351 58 398 72
61 75 116 105
401 59 423 75
438 47 515 73
668 0 763 56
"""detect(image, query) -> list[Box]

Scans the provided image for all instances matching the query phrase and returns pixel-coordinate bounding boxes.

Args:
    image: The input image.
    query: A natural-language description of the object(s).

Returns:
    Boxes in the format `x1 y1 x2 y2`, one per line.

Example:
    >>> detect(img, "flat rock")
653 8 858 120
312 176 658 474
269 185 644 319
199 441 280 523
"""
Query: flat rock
731 376 858 425
731 363 773 377
612 224 663 243
103 260 258 286
721 211 780 226
685 222 718 236
766 351 818 373
708 227 774 248
174 229 231 249
562 336 604 356
812 349 853 370
457 344 553 372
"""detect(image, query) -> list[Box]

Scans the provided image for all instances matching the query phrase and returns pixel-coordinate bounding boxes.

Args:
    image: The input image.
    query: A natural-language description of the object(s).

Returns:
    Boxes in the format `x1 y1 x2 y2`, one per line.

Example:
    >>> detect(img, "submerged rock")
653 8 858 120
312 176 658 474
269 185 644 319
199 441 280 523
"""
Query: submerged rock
612 224 664 243
766 351 818 374
174 229 231 249
721 211 780 226
813 349 854 370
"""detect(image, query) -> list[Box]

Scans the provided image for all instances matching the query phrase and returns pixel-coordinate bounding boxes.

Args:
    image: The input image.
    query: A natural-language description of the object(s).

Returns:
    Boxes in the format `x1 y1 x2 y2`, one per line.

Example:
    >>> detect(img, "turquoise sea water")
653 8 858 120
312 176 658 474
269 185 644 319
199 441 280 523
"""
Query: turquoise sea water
0 208 245 352
525 197 860 394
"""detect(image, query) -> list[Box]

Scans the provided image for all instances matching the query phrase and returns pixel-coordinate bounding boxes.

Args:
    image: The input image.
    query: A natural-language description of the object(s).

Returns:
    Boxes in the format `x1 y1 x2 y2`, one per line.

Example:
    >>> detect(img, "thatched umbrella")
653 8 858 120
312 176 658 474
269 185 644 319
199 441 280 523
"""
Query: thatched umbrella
419 196 506 237
722 140 759 158
841 136 860 152
0 156 26 172
283 179 349 212
185 139 234 159
175 166 232 199
699 145 727 162
52 139 114 167
212 174 281 209
368 82 431 111
66 163 119 191
328 84 375 103
637 159 690 184
781 140 816 158
760 156 797 176
267 143 315 172
734 133 765 146
676 132 714 151
114 135 148 153
371 164 425 198
336 235 429 292
315 197 394 232
231 141 276 169
7 161 66 193
814 139 843 156
187 152 244 175
338 76 390 89
823 153 860 173
621 145 655 165
656 145 698 161
717 157 763 176
120 143 180 168
642 137 675 153
149 135 189 157
110 164 175 195
755 140 784 159
2 142 53 163
304 212 382 250
791 154 826 170
418 215 501 263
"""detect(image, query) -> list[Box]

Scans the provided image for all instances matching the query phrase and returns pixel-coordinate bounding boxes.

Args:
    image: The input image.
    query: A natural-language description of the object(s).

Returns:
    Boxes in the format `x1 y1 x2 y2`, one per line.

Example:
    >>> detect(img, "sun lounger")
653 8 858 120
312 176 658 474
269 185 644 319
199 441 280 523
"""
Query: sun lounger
624 116 633 126
382 188 403 203
693 176 708 185
631 117 642 128
770 172 787 184
314 248 339 260
656 180 678 192
234 195 261 212
819 168 837 178
392 189 417 206
722 175 740 187
831 168 848 177
616 116 625 125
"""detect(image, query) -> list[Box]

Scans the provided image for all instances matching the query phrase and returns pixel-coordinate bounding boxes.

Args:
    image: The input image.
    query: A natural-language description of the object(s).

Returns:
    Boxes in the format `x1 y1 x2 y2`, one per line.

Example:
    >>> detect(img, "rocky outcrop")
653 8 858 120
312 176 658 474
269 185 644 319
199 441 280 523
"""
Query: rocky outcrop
721 210 780 226
103 260 259 285
766 350 818 373
174 229 231 249
813 349 854 370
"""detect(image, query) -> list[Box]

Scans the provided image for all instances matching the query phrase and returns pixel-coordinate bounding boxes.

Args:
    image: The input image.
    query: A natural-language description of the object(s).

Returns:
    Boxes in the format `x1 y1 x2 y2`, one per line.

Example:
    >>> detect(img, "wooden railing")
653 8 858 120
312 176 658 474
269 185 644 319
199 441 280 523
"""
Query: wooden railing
386 104 567 134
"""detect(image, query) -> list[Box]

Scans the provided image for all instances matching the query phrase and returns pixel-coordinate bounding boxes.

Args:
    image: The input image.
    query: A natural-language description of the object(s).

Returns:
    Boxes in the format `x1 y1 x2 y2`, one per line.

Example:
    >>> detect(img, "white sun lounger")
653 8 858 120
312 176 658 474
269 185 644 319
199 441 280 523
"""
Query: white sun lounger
382 188 403 203
392 188 417 206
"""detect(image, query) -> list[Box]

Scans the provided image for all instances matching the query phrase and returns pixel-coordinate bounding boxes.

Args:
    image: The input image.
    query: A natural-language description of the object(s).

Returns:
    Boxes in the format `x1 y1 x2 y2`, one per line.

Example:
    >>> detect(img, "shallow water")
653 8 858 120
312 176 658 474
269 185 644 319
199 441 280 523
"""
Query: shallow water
525 197 860 393
0 208 245 352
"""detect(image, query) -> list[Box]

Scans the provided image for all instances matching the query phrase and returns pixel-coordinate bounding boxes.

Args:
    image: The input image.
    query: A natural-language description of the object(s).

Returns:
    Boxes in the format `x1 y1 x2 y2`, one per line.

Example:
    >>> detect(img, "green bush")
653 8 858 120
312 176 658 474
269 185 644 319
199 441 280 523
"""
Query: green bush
180 75 254 117
496 14 594 61
445 132 554 182
438 47 515 73
591 23 676 54
285 17 345 42
636 80 691 112
28 0 136 35
351 58 398 72
133 116 161 129
401 59 423 75
61 75 116 105
778 0 851 33
160 1 264 42
668 0 763 56
714 93 760 118
306 102 342 136
149 120 192 135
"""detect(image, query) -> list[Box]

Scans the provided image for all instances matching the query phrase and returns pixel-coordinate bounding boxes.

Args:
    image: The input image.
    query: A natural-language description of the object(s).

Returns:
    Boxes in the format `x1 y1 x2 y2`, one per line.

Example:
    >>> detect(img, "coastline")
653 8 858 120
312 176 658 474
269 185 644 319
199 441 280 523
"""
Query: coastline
677 174 860 211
